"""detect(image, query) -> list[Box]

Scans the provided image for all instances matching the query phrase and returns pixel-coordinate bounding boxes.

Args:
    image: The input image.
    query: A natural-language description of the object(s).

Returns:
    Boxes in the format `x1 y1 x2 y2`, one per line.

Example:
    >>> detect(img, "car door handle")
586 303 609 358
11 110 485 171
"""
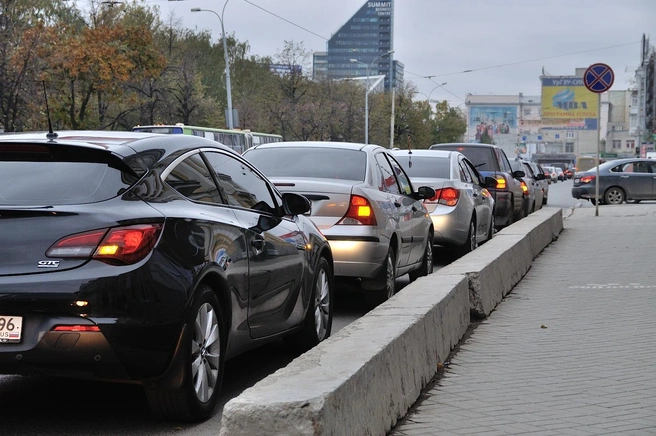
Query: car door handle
412 205 418 211
473 193 478 198
394 201 402 208
620 175 629 178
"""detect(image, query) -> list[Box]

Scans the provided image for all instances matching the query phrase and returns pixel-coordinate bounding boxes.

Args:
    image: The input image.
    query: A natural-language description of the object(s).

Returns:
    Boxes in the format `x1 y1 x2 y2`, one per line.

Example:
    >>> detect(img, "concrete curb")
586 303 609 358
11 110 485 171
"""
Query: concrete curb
219 207 564 436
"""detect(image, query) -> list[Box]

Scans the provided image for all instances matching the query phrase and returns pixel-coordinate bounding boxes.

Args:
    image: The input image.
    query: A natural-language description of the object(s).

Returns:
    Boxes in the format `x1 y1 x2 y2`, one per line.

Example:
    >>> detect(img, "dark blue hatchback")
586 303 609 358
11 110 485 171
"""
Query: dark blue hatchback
0 131 334 421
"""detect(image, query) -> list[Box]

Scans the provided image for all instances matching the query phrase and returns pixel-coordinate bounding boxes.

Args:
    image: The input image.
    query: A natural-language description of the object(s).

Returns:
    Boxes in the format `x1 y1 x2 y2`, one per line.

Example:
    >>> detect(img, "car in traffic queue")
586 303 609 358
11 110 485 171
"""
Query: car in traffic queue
242 142 436 304
391 149 497 256
541 166 558 183
554 166 566 181
572 158 656 205
563 167 575 179
0 130 335 422
511 159 547 215
429 143 526 229
530 162 550 205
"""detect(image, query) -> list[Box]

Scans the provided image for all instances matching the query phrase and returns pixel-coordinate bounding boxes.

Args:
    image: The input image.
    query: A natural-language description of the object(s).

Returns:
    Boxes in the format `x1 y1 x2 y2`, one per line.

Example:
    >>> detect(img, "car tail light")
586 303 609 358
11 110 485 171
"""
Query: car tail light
47 224 163 265
520 180 529 195
52 325 100 332
495 176 507 190
424 187 460 206
580 175 595 184
337 195 377 226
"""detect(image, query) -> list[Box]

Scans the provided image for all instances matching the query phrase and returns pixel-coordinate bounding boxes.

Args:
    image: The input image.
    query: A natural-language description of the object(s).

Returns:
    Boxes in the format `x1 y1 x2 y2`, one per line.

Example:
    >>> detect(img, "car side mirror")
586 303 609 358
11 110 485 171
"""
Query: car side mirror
483 176 498 188
412 186 436 200
535 173 546 181
281 192 311 216
512 170 525 178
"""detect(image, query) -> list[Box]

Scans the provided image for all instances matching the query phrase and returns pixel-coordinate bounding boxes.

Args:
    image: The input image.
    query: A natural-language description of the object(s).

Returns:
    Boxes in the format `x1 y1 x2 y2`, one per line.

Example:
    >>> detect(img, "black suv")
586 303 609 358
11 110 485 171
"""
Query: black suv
429 143 525 229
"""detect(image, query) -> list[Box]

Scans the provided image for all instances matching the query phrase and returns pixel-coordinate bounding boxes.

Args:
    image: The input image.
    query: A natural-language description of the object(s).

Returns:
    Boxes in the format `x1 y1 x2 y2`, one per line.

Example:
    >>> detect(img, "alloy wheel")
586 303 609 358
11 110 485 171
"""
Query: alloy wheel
426 240 434 275
191 303 221 403
385 253 395 299
605 188 624 205
313 266 331 341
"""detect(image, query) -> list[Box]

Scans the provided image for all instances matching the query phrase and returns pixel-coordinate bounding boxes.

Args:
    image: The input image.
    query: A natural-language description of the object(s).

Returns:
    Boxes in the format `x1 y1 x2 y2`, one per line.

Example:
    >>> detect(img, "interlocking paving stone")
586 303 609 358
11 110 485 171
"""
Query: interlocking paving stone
390 204 656 435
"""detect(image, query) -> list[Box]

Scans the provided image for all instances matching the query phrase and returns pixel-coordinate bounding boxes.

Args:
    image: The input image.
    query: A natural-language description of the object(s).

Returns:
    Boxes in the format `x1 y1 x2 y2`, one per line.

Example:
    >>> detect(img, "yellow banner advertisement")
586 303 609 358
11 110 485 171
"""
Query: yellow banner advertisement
541 77 598 119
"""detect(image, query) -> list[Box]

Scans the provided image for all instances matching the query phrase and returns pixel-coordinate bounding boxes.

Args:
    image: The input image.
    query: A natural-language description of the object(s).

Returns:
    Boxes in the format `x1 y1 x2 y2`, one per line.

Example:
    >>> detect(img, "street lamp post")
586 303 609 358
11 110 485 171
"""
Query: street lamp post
351 50 394 145
425 82 447 115
191 3 234 130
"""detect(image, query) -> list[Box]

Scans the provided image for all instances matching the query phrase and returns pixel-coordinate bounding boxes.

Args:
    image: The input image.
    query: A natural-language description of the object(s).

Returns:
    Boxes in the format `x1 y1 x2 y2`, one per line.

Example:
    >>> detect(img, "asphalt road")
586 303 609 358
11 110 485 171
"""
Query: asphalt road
0 180 583 435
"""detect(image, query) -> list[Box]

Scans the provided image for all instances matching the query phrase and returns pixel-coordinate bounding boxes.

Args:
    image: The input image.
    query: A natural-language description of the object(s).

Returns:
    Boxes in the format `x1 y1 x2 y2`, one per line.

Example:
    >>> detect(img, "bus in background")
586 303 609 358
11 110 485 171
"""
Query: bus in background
132 123 283 154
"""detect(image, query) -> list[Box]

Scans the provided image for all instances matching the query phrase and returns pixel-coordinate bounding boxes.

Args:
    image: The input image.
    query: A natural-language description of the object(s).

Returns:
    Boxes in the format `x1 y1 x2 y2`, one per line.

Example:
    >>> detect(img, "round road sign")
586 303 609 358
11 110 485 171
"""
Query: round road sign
584 63 614 93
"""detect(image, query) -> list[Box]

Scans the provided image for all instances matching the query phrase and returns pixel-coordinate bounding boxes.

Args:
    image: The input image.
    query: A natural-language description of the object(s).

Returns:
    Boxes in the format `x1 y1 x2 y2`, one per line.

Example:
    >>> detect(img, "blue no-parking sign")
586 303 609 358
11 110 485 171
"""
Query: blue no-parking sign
584 63 614 93
555 134 560 139
537 135 542 141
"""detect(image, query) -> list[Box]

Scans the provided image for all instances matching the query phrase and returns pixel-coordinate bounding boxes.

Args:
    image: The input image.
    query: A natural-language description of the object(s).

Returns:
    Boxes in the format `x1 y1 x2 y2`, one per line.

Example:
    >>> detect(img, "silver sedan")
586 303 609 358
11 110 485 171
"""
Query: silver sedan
243 142 436 303
392 149 496 255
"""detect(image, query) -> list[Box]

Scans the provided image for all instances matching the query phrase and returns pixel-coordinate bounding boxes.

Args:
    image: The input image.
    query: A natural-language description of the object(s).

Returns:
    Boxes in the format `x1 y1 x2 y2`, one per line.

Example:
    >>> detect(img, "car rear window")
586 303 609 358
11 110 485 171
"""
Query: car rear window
394 156 450 179
244 147 366 181
431 146 496 171
0 144 137 206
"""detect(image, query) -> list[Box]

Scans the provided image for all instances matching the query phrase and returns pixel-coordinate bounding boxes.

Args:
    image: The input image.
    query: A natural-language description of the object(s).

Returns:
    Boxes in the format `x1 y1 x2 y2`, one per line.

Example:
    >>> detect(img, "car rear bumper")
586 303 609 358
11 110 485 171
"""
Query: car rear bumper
326 236 388 278
491 190 513 224
428 206 469 247
572 185 599 199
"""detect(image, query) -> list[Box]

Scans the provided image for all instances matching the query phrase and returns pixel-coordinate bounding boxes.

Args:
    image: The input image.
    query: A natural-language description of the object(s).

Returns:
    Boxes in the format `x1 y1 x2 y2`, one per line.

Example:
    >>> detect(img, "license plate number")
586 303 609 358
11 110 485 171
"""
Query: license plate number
0 316 23 343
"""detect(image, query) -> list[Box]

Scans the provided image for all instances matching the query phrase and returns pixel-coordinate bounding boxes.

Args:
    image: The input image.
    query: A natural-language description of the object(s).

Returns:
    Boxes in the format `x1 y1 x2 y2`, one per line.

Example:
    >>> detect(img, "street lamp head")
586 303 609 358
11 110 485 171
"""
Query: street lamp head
350 59 358 63
191 8 201 12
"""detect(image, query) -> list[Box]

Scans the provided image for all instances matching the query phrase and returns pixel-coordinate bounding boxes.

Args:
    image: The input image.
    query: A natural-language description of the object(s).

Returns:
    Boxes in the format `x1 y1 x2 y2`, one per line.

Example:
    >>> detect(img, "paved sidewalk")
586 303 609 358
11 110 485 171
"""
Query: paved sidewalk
390 204 656 435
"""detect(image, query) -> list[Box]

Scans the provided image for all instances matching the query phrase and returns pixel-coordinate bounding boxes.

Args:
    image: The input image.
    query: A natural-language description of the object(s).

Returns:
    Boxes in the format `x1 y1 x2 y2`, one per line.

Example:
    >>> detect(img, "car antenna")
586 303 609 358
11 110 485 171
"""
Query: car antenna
42 80 58 141
407 137 412 167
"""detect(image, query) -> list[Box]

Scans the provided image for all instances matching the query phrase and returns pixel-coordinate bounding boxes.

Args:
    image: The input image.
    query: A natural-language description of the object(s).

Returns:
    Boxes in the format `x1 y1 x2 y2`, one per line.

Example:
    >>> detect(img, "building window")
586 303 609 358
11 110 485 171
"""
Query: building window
626 140 635 149
523 109 531 116
565 143 574 153
612 140 621 149
566 131 575 138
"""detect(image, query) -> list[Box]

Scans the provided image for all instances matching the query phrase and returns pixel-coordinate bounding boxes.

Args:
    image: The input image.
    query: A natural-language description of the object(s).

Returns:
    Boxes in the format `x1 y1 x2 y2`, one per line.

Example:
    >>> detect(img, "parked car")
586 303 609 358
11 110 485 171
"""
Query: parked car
243 142 435 303
391 149 497 255
531 162 550 205
510 159 546 215
429 143 526 229
554 166 566 181
0 130 335 422
563 167 575 179
572 158 656 205
542 166 558 183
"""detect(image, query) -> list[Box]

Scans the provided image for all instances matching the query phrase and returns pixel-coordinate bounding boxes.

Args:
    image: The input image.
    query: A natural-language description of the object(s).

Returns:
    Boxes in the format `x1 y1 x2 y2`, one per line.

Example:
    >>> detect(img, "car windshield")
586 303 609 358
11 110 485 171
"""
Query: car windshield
244 147 366 181
393 156 450 179
0 144 135 206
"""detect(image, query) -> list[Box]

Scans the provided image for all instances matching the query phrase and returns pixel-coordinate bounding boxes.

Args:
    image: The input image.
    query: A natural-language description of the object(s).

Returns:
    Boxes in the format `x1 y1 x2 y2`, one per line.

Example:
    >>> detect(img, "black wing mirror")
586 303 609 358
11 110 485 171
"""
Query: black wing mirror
535 173 546 181
483 176 498 188
512 170 525 178
411 186 436 200
282 192 311 216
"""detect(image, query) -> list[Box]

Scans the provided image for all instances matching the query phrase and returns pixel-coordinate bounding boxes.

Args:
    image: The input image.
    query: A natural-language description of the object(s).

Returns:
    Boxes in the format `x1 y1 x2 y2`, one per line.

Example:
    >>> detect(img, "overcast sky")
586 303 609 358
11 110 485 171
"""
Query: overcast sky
153 0 653 106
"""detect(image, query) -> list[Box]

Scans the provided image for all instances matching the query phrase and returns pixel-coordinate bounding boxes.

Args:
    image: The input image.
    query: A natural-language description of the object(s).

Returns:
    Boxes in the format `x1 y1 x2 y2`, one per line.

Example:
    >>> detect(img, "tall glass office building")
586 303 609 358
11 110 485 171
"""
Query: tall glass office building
312 0 403 91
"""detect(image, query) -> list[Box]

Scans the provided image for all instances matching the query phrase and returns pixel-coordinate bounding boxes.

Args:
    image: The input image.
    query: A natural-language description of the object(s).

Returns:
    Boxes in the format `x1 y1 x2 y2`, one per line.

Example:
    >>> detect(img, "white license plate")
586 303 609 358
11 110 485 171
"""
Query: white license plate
574 178 580 183
0 316 23 343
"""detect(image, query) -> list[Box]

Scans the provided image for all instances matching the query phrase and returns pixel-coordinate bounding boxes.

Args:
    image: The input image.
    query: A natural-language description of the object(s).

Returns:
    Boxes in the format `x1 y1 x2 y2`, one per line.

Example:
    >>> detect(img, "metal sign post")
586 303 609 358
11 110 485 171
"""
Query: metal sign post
583 63 614 216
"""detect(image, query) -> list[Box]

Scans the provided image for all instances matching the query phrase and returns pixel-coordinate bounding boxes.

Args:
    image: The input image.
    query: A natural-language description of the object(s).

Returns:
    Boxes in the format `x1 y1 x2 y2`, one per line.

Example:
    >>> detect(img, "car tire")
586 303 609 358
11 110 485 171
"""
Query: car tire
409 233 433 282
456 219 477 257
627 199 641 204
486 214 495 242
604 187 625 205
543 195 548 205
365 246 396 306
146 284 225 422
284 257 333 351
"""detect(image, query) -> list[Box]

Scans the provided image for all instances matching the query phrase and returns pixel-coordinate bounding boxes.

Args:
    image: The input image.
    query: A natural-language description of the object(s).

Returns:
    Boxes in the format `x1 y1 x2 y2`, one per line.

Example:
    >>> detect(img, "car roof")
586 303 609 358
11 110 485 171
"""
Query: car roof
0 130 236 174
248 141 380 153
390 149 453 159
430 142 500 149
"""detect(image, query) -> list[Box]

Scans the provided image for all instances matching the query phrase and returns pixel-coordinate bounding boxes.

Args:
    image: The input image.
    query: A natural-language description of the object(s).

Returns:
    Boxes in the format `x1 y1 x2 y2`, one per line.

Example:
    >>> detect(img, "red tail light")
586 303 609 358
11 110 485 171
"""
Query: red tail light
424 187 460 206
580 175 595 184
47 224 163 265
520 180 529 195
52 325 100 332
338 195 377 225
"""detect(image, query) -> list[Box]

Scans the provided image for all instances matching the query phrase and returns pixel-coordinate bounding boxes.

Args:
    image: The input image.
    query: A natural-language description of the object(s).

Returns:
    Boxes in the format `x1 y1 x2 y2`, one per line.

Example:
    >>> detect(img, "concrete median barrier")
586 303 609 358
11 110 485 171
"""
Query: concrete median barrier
219 207 564 436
